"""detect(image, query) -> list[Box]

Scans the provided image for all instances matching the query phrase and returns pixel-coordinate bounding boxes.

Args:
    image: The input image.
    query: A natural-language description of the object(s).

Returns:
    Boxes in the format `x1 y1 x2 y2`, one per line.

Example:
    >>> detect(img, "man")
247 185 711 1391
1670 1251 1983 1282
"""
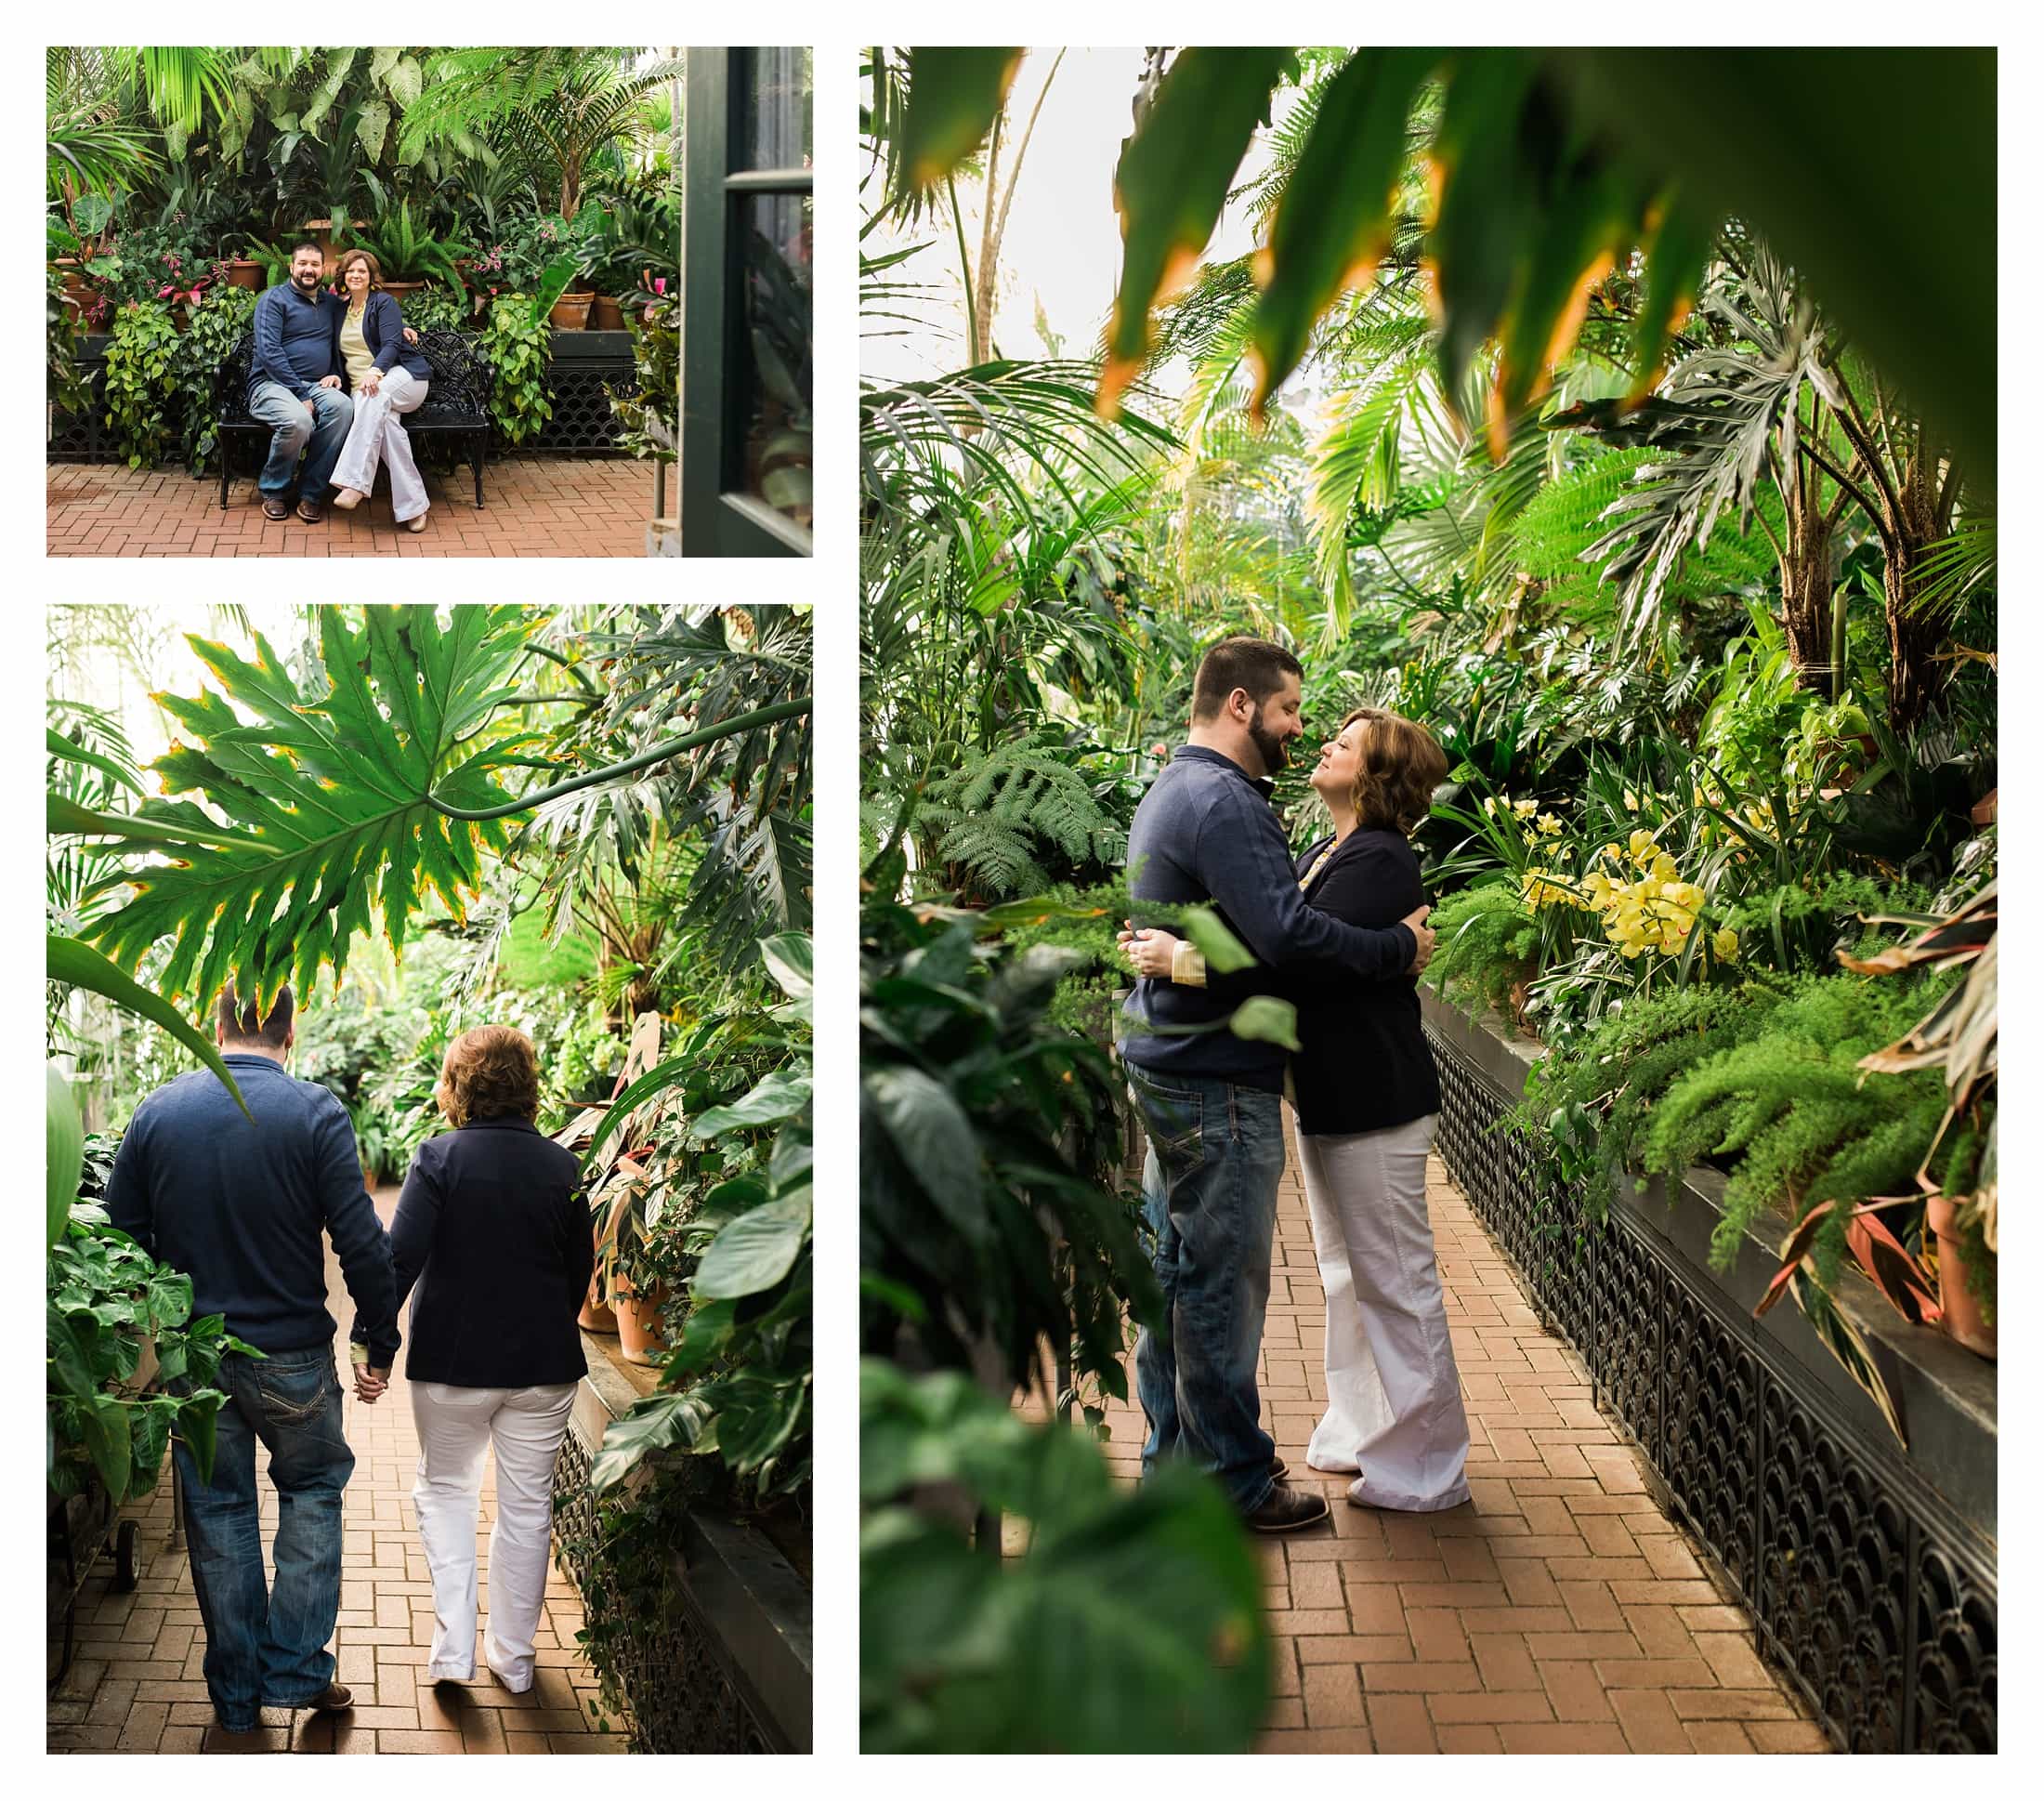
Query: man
105 981 400 1736
248 243 355 523
1120 637 1435 1533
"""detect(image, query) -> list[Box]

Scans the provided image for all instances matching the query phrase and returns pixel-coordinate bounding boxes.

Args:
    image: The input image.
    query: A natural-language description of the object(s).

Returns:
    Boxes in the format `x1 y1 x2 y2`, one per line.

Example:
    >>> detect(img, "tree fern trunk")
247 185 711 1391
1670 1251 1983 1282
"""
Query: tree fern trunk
1880 452 1948 730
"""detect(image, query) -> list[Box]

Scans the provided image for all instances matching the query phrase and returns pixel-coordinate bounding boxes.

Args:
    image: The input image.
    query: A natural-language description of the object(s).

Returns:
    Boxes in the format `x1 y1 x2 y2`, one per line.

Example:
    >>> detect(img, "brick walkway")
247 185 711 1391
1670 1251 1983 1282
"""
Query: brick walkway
47 1187 622 1754
47 458 655 557
1090 1127 1832 1754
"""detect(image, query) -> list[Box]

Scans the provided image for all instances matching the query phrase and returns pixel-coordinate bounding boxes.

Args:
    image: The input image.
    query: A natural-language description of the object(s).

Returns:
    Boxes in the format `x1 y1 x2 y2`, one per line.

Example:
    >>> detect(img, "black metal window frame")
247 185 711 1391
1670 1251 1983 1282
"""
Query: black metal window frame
682 46 812 558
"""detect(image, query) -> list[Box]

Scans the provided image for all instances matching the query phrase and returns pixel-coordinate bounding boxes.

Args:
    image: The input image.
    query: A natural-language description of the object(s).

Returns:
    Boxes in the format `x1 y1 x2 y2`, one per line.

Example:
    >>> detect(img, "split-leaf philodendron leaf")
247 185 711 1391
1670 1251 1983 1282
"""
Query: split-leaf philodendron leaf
85 605 545 1013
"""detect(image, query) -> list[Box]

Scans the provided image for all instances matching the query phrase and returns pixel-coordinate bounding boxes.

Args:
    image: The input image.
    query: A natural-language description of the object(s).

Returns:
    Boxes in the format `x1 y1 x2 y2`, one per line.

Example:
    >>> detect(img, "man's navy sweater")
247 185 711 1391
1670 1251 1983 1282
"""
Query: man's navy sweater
249 283 342 403
1119 744 1417 1091
105 1052 400 1363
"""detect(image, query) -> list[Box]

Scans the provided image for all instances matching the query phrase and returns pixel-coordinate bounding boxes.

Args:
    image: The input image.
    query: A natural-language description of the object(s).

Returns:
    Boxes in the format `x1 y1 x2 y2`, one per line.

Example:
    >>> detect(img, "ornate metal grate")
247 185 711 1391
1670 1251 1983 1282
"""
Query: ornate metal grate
1424 1021 1996 1755
527 365 640 453
551 1432 778 1753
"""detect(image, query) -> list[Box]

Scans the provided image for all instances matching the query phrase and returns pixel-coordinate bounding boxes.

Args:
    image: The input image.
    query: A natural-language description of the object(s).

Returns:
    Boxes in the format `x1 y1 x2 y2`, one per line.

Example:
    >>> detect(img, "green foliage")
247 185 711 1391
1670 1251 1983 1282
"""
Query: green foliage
47 267 91 419
343 196 468 287
398 284 472 336
605 291 676 467
860 1362 1270 1753
1640 971 1953 1281
919 738 1129 903
860 895 1158 1400
99 300 180 468
1512 447 1777 624
171 283 258 473
998 882 1129 1043
477 296 554 443
47 1211 263 1502
1423 880 1540 1020
83 606 544 1013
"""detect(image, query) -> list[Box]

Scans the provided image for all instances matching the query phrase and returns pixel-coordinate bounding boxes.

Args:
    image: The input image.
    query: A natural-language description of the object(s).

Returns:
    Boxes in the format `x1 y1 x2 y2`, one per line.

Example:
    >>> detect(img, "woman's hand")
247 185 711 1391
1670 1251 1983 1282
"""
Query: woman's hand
353 1365 388 1405
1118 922 1183 980
360 372 381 397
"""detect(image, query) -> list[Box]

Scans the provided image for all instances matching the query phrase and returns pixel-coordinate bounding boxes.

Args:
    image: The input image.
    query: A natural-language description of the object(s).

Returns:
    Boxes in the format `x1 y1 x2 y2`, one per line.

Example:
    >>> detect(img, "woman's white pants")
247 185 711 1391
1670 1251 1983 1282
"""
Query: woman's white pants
410 1380 578 1690
332 368 429 521
1297 1113 1473 1510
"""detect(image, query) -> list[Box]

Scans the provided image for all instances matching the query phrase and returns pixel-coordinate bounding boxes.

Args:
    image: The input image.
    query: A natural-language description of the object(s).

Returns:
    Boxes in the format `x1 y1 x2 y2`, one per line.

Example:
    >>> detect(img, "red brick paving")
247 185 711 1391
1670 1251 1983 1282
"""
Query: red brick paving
47 458 655 558
47 1188 622 1754
1081 1124 1832 1755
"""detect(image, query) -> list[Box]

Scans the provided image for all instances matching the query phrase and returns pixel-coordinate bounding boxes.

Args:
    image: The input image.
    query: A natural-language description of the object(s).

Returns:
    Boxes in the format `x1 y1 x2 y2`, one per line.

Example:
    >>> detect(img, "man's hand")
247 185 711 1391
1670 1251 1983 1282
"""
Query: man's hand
1401 904 1435 974
317 375 342 390
353 1365 389 1405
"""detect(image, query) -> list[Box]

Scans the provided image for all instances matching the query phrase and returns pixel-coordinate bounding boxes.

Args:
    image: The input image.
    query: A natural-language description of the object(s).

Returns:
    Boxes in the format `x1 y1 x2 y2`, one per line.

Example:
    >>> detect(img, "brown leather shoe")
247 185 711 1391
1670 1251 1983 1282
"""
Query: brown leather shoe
262 495 291 520
287 1682 353 1713
296 498 324 523
1270 1456 1289 1481
1242 1481 1330 1534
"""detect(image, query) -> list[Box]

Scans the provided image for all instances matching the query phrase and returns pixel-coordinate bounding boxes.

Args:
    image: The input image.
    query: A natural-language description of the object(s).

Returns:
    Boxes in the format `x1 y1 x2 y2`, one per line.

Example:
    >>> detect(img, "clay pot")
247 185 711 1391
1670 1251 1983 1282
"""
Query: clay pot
548 291 594 331
380 280 425 303
589 294 624 332
577 1267 617 1334
1928 1193 1996 1359
609 1270 667 1364
225 259 262 290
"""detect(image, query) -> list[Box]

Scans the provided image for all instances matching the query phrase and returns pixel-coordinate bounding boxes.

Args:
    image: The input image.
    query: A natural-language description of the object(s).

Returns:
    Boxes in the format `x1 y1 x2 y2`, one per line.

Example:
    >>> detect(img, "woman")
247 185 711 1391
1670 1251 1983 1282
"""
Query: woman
1121 708 1472 1511
359 1026 592 1690
326 247 434 532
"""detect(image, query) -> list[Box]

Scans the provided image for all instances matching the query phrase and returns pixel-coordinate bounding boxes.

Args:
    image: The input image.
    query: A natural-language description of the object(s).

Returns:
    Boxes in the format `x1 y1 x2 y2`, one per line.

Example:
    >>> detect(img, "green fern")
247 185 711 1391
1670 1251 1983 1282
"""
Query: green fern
920 742 1126 903
1513 447 1778 626
1639 972 1953 1282
1423 880 1540 1020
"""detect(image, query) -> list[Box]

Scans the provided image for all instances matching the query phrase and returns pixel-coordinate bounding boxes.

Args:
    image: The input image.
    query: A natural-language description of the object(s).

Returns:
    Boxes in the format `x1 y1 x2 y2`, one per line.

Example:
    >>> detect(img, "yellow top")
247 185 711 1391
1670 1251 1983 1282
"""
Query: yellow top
338 301 377 388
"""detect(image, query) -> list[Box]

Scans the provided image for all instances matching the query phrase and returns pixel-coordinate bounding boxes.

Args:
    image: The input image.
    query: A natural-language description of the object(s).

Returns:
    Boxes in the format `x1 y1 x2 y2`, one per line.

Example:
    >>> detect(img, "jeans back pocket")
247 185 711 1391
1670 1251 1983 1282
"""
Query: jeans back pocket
1127 1069 1205 1179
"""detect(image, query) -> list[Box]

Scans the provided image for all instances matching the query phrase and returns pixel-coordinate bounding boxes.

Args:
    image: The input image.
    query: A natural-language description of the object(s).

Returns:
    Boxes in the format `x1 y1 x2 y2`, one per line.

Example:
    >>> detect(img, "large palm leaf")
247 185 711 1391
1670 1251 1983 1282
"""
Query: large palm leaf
81 606 545 1013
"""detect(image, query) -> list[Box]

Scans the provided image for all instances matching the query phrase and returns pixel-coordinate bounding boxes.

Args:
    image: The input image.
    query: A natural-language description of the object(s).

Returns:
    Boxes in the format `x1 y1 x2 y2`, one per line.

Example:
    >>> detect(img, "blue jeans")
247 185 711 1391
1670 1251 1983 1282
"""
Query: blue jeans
248 380 354 501
173 1344 353 1729
1126 1063 1287 1512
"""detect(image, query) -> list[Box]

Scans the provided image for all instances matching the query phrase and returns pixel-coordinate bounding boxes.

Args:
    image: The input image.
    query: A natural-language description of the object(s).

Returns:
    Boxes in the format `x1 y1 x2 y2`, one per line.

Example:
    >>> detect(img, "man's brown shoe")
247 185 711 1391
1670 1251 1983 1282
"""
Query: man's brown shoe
292 1682 353 1712
1270 1456 1289 1481
1242 1481 1330 1534
296 498 324 523
262 495 291 520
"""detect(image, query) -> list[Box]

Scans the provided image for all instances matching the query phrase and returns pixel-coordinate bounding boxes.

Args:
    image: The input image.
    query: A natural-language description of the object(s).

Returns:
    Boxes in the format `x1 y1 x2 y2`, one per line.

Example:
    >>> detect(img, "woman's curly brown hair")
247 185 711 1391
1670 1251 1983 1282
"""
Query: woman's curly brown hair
436 1026 540 1127
333 246 382 291
1342 707 1449 835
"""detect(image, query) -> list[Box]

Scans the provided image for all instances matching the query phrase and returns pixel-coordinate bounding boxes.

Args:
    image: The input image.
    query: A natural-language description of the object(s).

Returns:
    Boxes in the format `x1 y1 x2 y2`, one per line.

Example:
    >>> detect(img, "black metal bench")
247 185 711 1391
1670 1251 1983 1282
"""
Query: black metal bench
214 327 492 509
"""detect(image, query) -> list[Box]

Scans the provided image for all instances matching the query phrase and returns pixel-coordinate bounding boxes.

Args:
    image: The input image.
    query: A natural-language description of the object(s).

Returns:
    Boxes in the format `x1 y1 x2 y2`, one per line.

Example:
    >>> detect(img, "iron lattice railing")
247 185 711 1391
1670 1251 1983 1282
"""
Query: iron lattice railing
1425 1021 1997 1755
550 1432 780 1754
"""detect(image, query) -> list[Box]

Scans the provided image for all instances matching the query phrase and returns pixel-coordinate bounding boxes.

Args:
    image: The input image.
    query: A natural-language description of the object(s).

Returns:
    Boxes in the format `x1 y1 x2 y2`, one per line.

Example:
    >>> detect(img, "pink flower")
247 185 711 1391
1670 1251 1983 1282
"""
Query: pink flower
651 277 666 295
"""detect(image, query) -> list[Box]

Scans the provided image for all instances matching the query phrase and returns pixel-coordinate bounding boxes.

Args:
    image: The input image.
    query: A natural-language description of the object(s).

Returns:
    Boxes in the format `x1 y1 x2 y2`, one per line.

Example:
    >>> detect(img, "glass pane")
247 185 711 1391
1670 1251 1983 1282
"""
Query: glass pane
734 191 813 532
733 46 813 173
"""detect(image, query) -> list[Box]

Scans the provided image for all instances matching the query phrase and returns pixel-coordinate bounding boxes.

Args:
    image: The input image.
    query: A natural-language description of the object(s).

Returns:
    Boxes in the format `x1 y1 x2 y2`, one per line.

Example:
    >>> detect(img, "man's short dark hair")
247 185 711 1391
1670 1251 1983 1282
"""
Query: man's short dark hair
1190 636 1304 723
217 979 295 1049
290 241 324 262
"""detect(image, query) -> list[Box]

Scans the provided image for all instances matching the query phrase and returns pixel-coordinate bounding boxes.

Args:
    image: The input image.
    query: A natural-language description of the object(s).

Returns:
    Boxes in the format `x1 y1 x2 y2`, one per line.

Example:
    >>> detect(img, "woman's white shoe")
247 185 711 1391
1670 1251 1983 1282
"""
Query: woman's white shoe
332 487 366 510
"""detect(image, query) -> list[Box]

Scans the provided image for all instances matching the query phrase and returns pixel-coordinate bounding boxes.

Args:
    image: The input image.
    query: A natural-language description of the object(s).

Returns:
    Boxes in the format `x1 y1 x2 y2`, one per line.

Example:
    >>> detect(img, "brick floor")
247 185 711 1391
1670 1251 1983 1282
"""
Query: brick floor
47 457 656 557
48 1188 622 1755
1081 1125 1833 1755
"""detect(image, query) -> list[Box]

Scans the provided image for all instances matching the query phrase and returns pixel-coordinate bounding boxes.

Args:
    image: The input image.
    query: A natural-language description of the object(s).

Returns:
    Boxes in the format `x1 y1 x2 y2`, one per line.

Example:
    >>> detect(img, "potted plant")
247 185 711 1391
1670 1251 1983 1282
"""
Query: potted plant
343 198 470 304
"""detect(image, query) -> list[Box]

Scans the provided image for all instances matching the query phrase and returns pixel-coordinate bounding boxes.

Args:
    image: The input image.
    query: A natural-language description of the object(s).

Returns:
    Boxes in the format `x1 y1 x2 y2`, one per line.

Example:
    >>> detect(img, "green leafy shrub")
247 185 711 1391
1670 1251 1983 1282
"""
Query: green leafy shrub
478 295 554 443
100 300 180 468
606 290 676 466
171 283 257 474
999 881 1130 1044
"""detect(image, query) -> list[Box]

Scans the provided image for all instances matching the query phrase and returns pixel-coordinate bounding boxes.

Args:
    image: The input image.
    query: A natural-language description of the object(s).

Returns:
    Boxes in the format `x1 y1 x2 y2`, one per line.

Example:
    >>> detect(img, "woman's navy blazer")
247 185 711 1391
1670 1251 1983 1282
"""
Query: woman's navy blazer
377 1116 594 1388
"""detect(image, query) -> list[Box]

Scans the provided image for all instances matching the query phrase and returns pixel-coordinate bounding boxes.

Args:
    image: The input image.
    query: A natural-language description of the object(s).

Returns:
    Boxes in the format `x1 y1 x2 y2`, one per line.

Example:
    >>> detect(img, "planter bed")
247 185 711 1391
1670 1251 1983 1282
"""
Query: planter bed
550 1327 811 1754
1421 987 1997 1755
50 330 642 463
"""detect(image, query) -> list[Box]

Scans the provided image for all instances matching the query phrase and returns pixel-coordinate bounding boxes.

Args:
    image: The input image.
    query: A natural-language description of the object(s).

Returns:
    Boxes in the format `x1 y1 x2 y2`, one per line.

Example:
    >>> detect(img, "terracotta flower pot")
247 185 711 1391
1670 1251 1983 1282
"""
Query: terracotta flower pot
609 1270 667 1364
1928 1194 1996 1360
577 1266 617 1334
225 259 262 290
548 291 594 331
381 280 425 303
589 294 624 332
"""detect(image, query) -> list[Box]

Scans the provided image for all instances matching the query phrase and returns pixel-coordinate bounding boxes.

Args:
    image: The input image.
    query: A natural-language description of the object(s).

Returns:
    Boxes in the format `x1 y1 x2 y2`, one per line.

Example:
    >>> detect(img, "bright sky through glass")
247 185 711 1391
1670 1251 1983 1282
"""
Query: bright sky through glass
863 47 1277 400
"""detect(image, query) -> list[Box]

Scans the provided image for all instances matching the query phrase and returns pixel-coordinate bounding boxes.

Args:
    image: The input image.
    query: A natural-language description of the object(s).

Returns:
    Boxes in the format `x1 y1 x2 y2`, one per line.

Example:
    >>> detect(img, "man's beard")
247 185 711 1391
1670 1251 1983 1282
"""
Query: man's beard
1248 704 1289 778
293 269 321 287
